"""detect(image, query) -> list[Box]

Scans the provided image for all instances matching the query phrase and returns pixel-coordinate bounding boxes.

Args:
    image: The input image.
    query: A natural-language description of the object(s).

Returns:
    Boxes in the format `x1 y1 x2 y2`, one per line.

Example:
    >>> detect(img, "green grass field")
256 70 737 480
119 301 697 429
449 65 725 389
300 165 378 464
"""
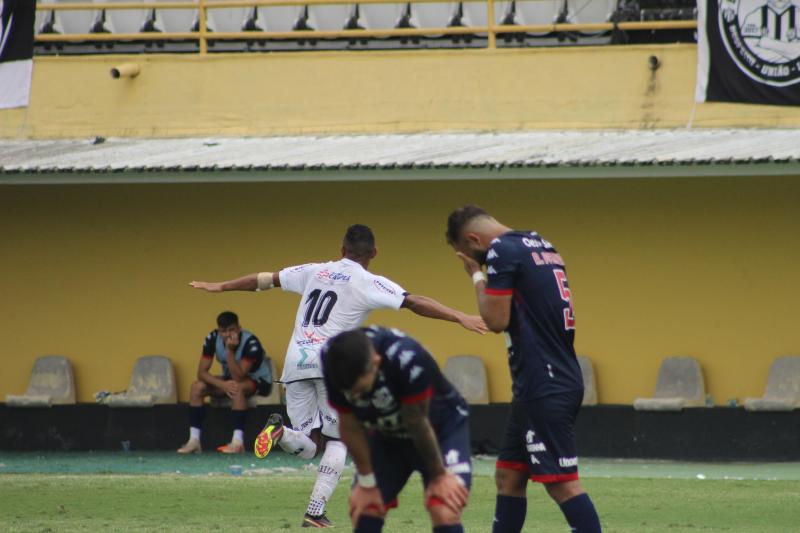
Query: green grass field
1 454 799 532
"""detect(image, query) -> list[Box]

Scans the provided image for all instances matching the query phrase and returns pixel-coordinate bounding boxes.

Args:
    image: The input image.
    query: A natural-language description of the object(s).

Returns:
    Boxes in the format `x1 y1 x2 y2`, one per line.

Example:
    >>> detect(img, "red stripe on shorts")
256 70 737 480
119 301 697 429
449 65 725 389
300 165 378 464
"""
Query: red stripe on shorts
495 460 530 473
530 472 580 483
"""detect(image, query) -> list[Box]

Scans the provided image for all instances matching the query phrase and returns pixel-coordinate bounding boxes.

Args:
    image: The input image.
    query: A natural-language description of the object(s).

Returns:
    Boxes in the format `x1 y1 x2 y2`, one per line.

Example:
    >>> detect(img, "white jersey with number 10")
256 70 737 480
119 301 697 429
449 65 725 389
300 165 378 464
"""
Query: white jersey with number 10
278 258 407 383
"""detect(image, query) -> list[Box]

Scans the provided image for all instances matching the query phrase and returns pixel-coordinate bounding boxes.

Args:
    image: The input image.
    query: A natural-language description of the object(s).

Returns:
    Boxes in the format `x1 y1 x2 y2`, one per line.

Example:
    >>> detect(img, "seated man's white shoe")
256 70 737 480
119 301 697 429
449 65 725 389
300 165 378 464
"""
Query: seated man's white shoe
177 438 202 454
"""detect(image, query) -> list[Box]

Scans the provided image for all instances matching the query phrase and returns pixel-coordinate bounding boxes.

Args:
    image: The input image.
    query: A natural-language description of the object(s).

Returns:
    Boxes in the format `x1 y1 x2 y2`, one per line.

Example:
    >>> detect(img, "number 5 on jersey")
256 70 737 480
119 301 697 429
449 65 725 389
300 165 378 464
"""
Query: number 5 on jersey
553 269 575 331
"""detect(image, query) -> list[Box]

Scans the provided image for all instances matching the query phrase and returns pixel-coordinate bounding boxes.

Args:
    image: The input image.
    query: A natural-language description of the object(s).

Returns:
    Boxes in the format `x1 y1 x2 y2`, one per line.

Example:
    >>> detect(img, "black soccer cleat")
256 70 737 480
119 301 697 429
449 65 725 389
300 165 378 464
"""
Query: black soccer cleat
301 513 333 528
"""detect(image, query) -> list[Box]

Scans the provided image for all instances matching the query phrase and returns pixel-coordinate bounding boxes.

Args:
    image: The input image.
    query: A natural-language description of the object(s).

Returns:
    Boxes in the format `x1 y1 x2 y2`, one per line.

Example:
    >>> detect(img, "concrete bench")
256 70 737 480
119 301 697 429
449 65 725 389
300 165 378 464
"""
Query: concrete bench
443 355 489 405
6 355 76 407
744 356 800 411
634 356 706 411
107 355 177 407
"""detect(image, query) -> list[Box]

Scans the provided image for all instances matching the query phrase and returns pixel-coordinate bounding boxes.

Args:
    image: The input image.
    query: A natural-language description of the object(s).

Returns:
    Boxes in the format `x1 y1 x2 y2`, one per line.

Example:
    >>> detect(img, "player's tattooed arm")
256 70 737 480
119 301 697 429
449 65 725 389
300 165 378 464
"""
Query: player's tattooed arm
189 272 281 292
401 294 487 334
401 399 447 479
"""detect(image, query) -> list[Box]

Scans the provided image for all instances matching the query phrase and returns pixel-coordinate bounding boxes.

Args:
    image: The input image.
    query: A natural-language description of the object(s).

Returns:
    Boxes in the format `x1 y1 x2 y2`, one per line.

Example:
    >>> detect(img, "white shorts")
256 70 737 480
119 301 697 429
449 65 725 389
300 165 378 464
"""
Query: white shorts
285 379 340 439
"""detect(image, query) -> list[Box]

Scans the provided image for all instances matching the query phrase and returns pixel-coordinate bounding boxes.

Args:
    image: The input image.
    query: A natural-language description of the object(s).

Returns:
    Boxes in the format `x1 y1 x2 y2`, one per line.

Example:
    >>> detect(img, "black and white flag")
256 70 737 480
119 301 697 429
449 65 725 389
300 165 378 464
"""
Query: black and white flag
0 0 35 109
696 0 800 105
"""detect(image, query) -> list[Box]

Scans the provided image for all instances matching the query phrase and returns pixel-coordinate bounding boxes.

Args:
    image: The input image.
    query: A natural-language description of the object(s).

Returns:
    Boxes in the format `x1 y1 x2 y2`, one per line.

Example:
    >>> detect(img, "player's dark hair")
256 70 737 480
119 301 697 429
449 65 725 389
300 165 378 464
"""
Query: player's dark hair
446 204 490 245
216 311 239 329
343 224 376 260
324 330 373 391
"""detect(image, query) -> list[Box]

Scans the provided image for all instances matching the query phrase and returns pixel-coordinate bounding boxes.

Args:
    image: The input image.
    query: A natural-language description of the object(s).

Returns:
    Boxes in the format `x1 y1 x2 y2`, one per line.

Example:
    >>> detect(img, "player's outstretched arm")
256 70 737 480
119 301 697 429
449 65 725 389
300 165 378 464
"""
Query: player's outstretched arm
402 400 469 513
189 272 281 293
401 294 487 334
339 412 384 525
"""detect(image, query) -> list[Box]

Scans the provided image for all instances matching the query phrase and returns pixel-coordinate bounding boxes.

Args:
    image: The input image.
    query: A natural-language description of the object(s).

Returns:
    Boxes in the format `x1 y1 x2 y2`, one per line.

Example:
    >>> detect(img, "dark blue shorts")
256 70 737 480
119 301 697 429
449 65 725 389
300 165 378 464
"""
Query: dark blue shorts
368 418 472 508
497 390 583 483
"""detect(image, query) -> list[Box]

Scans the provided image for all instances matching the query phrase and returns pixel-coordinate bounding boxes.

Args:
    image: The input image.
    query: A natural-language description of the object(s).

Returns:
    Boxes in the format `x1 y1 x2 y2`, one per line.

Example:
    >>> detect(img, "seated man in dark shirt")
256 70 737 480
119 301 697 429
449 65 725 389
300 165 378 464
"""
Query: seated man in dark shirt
178 311 272 454
322 326 471 533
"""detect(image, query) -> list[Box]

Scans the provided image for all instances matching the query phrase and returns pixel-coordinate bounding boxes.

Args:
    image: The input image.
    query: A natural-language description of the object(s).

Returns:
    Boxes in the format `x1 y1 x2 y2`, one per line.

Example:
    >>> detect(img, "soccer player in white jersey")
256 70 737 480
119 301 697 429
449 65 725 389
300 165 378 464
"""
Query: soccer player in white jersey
190 224 486 528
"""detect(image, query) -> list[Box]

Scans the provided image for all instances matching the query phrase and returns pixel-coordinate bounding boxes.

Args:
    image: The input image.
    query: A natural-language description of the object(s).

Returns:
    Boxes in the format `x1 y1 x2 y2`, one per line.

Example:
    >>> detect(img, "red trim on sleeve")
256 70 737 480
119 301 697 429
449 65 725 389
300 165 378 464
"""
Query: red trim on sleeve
530 472 579 484
201 353 214 359
485 288 513 296
328 400 352 414
495 460 530 473
400 387 433 404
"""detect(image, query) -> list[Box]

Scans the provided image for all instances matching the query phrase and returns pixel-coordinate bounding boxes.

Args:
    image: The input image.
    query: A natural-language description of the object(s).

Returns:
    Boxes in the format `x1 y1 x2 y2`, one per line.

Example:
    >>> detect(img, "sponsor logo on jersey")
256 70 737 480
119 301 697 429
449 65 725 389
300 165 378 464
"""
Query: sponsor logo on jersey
373 279 397 295
371 386 397 410
522 237 542 248
316 269 352 283
559 456 579 468
445 449 460 465
526 430 536 443
487 249 499 260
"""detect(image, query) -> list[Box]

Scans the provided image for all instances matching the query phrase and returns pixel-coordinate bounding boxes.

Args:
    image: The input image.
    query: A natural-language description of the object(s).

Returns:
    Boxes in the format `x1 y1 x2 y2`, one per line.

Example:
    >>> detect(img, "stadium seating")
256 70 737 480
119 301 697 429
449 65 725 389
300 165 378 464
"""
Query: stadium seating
572 0 618 35
443 355 489 404
6 356 76 407
106 356 177 407
209 359 282 407
99 0 151 34
358 3 409 30
258 5 304 32
744 356 800 411
308 5 355 31
515 0 565 36
155 0 197 33
577 355 598 406
633 356 706 411
461 1 513 34
37 0 97 34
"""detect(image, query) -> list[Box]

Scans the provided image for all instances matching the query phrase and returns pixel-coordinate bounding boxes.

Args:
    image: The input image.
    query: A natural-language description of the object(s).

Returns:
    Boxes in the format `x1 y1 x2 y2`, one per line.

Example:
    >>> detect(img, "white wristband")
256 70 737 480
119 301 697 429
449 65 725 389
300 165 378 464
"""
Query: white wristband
357 472 377 489
256 272 274 291
472 271 487 285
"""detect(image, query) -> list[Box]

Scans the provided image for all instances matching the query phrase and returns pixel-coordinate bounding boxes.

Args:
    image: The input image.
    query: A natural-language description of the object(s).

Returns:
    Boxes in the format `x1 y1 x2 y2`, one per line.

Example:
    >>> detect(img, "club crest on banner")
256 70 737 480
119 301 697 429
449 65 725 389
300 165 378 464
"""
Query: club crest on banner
719 0 800 86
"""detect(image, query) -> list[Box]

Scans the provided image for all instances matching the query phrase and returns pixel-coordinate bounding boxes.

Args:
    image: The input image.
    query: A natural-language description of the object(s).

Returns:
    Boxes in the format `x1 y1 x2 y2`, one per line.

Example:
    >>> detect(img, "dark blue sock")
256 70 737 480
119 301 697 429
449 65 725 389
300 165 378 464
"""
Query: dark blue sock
189 406 205 429
559 493 601 533
231 409 247 432
433 525 463 533
493 495 526 533
354 515 384 533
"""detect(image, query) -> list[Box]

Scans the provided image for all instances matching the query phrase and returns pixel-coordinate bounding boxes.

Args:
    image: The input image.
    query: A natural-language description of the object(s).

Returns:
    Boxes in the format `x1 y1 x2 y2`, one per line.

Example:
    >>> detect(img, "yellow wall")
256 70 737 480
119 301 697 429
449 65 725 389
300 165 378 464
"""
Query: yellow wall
1 176 799 404
4 45 800 139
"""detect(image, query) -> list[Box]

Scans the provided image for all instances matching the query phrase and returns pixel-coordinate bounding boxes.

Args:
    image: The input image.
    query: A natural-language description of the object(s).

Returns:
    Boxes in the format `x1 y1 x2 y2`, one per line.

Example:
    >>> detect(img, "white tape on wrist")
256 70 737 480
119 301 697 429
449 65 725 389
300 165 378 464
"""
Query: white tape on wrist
256 272 274 291
357 472 377 489
472 271 487 285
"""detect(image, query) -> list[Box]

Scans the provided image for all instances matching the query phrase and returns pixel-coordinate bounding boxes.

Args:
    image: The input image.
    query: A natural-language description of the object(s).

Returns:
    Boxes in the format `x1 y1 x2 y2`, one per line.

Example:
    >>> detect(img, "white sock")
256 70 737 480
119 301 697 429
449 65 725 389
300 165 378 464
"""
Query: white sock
232 429 244 444
189 427 201 441
278 427 317 460
307 440 347 517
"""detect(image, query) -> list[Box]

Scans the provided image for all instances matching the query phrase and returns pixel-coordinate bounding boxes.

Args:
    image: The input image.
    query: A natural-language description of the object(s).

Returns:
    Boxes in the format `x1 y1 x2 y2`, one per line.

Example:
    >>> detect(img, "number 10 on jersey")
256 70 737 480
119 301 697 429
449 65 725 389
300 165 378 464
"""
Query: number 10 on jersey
553 269 575 331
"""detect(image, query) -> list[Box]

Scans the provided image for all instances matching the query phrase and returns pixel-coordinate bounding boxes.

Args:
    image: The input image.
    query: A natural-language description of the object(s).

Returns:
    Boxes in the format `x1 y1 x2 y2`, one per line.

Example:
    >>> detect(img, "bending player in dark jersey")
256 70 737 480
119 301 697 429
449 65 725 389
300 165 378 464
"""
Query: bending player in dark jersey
322 326 471 533
446 205 602 533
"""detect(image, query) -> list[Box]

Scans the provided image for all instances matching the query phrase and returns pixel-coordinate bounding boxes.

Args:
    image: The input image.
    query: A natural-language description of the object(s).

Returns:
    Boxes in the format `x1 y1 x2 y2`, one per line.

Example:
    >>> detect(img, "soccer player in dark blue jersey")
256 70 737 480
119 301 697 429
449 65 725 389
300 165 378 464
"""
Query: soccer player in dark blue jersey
322 326 471 533
446 205 602 533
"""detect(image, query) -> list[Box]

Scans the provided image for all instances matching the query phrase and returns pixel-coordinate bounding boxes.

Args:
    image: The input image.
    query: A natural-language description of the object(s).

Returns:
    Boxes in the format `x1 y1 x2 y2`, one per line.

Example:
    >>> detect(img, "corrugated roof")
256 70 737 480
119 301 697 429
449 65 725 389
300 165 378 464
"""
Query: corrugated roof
2 129 799 175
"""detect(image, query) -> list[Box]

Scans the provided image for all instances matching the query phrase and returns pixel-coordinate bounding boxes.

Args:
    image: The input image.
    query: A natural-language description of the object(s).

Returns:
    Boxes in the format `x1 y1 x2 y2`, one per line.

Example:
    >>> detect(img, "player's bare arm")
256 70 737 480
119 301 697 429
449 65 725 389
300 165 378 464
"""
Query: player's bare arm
402 399 469 513
456 251 511 333
224 339 253 384
196 356 226 390
401 294 488 334
189 272 281 292
339 412 385 524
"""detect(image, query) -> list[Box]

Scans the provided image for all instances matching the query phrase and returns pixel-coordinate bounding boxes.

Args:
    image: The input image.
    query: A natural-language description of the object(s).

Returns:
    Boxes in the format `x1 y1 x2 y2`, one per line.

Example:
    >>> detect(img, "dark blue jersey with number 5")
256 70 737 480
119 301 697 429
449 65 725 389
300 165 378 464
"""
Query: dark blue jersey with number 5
485 231 584 401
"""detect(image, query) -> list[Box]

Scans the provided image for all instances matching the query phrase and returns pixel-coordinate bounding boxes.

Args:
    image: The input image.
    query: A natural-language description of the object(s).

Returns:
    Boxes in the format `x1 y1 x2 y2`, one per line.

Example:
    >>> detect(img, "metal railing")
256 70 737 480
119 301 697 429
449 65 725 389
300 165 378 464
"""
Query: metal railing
34 0 698 54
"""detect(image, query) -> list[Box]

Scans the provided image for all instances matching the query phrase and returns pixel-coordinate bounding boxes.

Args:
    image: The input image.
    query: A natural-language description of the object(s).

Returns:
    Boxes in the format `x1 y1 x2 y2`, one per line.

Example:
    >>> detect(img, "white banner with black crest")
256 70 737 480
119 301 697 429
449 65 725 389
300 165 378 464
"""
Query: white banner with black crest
0 0 35 109
696 0 800 105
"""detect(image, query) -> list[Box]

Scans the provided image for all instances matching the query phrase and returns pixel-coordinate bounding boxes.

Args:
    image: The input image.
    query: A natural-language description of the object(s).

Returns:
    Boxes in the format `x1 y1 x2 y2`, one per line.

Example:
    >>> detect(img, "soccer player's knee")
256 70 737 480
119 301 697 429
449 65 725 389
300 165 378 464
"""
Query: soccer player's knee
426 499 461 525
495 468 526 495
190 380 207 396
